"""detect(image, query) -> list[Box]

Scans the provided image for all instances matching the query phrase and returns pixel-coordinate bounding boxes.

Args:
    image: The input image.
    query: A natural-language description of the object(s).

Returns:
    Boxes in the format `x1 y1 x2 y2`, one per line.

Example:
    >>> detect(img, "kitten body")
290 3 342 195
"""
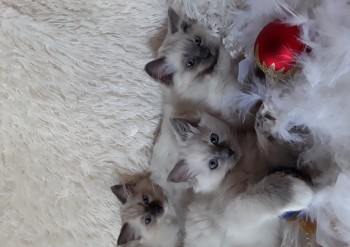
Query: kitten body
111 175 182 247
149 96 197 226
168 114 313 247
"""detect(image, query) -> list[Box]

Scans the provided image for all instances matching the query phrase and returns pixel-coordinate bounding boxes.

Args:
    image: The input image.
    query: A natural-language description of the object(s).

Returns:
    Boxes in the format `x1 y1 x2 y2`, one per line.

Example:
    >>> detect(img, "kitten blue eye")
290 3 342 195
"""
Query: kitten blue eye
194 36 201 46
145 215 152 225
186 58 195 67
142 195 149 205
209 159 218 169
210 133 219 144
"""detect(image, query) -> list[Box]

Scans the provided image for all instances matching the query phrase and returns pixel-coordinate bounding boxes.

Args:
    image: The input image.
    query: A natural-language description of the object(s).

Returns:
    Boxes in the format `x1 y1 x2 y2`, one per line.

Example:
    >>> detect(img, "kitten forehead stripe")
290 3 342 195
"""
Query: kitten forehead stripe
196 53 219 77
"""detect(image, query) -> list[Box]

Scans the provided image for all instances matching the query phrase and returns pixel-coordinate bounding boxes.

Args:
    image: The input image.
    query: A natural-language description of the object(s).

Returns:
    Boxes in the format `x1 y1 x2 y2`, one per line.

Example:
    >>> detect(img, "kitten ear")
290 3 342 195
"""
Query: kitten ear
111 184 134 204
145 57 175 85
170 118 199 141
117 223 141 245
168 8 190 34
168 8 180 34
168 160 197 183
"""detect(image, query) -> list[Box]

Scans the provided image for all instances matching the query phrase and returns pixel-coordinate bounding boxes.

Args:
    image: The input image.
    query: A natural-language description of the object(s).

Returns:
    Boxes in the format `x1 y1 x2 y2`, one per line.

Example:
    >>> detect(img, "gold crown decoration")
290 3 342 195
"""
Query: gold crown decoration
255 44 300 80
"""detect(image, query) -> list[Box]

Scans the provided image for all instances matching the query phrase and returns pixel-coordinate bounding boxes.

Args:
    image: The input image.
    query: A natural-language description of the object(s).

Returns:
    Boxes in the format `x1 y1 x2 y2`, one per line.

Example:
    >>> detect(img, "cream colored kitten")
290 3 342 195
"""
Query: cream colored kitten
111 175 182 247
168 114 313 247
167 112 296 193
167 112 239 193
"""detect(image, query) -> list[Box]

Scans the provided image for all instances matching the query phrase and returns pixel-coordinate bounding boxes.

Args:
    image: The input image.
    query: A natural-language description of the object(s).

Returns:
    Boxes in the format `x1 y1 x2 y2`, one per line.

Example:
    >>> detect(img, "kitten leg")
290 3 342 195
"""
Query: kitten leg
222 173 312 245
255 101 308 163
245 173 313 217
255 99 312 145
223 173 313 232
255 101 281 144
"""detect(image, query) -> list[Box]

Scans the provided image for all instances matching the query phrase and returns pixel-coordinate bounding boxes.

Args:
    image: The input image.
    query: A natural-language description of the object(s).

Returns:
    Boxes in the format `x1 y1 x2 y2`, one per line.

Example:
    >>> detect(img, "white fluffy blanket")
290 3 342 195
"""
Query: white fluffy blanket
0 1 165 246
1 0 350 246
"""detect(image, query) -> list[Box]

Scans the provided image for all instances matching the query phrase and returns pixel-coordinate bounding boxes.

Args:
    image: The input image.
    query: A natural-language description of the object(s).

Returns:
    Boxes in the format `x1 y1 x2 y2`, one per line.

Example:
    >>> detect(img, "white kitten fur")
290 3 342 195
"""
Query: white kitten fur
149 95 197 226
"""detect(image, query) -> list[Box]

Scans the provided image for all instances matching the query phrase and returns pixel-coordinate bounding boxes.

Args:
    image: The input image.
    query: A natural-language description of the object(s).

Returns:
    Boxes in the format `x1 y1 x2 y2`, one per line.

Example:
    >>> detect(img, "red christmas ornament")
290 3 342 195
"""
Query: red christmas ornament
254 20 309 79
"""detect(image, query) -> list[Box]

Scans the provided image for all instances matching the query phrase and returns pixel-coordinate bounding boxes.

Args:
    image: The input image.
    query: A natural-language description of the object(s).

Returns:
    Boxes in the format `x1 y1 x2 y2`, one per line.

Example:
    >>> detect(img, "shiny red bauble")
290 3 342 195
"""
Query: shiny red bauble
254 20 309 79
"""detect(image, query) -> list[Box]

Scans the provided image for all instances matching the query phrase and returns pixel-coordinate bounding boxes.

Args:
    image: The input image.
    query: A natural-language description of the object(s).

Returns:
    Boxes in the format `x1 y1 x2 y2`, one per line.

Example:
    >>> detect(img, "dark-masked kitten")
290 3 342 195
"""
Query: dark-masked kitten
111 175 182 247
145 8 250 128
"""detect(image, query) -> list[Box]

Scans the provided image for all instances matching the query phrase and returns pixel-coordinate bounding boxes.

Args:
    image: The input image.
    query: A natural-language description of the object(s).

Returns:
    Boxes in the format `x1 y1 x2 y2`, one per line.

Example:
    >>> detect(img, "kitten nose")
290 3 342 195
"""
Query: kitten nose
227 147 235 157
199 47 212 58
206 49 212 58
148 201 163 215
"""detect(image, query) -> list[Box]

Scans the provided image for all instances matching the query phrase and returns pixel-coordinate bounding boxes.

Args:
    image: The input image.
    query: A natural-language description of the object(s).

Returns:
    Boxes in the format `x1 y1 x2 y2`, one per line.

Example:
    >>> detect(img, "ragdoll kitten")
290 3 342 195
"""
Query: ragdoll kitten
168 114 314 247
145 8 251 128
111 175 182 247
150 99 294 228
167 112 239 193
167 112 297 193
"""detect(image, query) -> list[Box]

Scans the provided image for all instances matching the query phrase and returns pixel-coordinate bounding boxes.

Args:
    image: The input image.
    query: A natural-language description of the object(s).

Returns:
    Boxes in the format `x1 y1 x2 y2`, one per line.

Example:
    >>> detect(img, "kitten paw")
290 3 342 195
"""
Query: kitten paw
282 176 313 213
262 172 313 214
255 102 280 140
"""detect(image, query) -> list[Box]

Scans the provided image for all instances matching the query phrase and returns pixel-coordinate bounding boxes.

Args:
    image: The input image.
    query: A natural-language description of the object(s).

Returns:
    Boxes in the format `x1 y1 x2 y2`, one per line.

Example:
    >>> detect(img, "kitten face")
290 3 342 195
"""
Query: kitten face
167 113 239 193
145 8 233 98
112 177 179 246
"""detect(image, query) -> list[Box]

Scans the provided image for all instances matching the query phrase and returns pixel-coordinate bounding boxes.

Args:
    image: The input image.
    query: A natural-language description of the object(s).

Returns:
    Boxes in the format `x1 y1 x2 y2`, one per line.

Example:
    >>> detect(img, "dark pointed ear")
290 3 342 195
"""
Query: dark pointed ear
168 8 190 34
170 118 199 140
145 57 175 85
168 160 196 183
168 8 180 34
117 223 141 245
111 184 134 204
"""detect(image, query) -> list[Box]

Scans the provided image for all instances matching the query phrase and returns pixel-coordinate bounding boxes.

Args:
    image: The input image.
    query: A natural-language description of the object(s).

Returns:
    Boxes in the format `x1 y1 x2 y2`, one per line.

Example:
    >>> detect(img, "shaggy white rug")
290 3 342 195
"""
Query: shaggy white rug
0 1 167 246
